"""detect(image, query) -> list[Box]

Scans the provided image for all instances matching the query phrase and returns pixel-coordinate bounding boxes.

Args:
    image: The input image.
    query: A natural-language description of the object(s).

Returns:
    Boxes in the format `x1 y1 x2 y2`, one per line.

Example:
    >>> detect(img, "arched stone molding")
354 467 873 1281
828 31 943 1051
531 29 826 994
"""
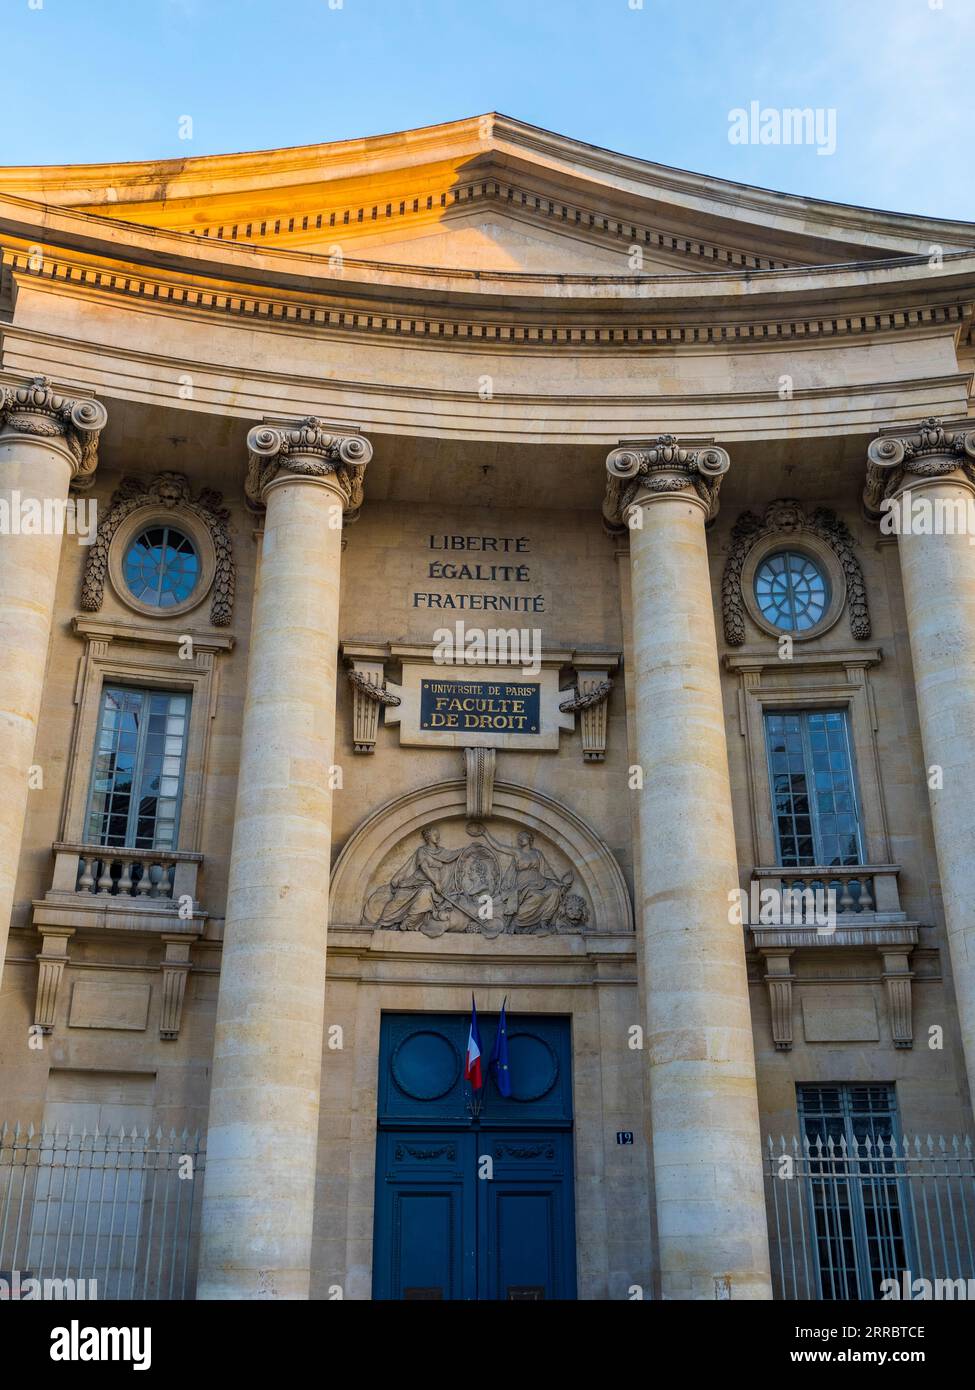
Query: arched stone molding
329 777 634 935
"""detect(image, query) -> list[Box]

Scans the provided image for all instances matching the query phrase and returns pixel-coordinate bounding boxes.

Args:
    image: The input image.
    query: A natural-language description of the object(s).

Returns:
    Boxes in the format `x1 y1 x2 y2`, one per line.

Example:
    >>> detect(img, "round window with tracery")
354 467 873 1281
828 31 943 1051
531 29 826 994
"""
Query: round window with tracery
123 526 200 608
753 550 829 633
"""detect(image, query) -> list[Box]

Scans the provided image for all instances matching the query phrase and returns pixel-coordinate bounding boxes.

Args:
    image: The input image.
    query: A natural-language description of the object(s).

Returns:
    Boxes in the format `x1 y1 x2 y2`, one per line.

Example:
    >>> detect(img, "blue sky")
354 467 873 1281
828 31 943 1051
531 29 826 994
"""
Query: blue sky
1 0 972 220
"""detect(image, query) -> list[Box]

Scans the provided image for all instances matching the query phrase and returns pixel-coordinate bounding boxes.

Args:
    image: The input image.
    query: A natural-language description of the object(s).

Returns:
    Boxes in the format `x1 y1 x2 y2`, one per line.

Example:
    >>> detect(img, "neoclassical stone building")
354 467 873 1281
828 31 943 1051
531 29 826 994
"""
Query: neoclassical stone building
0 115 973 1302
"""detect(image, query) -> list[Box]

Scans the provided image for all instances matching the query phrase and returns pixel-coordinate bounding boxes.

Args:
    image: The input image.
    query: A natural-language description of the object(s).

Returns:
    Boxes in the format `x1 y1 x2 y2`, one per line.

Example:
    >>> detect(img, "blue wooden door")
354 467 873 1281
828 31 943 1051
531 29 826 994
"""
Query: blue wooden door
373 1013 576 1300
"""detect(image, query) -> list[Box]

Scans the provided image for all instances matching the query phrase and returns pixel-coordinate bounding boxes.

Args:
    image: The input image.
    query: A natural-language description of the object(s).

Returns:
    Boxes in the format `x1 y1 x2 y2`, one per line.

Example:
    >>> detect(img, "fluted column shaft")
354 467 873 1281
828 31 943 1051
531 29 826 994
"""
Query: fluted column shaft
198 419 370 1300
865 419 975 1109
0 377 105 983
606 438 772 1300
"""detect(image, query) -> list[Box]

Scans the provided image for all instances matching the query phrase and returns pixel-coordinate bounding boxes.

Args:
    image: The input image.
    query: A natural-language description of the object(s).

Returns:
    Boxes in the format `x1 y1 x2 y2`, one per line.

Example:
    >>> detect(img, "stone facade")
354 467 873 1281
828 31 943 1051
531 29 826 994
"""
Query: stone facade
0 115 973 1301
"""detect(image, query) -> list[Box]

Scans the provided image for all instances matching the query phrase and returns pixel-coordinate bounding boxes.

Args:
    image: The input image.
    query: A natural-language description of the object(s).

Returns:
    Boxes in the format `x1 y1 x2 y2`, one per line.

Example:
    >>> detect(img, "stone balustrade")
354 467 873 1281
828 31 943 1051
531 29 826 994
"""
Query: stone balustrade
752 864 903 921
49 842 202 908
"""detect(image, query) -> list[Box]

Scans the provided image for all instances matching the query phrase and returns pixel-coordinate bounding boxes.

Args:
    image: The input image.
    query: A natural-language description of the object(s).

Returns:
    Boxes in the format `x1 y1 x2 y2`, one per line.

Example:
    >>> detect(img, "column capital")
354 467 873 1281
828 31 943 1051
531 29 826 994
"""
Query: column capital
863 415 975 521
0 375 108 489
603 434 730 528
245 416 372 518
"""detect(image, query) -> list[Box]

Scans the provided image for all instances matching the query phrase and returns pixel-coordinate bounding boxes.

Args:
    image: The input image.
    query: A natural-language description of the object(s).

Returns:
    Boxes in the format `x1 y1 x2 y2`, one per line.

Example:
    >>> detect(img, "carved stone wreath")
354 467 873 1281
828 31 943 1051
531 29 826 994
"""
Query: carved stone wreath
347 669 402 706
722 499 869 646
558 679 613 713
81 472 236 626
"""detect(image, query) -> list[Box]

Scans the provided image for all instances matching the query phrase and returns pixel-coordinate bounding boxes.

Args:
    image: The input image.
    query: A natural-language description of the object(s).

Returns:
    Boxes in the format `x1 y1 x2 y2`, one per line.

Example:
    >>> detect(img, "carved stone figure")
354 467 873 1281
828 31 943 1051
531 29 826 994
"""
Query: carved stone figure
368 827 468 933
467 824 575 933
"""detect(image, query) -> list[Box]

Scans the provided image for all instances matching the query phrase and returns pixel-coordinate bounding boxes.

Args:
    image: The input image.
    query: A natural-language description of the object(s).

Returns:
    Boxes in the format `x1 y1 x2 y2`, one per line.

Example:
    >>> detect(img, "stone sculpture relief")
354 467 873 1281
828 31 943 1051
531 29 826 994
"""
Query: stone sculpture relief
363 821 590 938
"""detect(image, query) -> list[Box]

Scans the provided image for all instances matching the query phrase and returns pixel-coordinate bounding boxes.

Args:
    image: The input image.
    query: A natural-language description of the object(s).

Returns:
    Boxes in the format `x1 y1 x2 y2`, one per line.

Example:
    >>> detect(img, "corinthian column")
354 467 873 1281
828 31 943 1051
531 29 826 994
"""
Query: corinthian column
198 417 371 1300
605 437 771 1300
0 376 106 982
864 417 975 1108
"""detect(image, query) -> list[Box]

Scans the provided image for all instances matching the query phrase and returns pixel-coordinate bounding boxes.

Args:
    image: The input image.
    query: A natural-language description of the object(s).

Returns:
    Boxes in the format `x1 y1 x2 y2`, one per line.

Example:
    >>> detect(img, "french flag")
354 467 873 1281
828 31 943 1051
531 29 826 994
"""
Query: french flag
464 996 483 1091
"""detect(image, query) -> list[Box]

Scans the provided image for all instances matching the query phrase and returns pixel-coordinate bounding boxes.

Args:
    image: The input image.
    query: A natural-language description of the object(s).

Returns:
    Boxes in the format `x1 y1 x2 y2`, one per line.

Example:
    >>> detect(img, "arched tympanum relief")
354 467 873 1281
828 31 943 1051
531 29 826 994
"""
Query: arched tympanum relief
329 778 633 937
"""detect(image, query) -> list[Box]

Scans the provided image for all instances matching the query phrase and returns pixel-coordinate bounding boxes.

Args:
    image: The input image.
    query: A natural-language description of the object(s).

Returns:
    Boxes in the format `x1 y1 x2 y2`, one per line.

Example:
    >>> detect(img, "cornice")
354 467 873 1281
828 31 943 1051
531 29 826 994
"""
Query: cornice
3 192 975 305
5 237 973 354
72 616 235 652
724 647 884 672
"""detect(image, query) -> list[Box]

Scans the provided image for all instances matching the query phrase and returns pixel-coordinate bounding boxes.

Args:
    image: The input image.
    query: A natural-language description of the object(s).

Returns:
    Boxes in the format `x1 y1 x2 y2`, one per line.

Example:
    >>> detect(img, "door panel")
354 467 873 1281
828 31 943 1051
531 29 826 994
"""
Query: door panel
479 1132 575 1300
492 1191 556 1300
373 1131 475 1301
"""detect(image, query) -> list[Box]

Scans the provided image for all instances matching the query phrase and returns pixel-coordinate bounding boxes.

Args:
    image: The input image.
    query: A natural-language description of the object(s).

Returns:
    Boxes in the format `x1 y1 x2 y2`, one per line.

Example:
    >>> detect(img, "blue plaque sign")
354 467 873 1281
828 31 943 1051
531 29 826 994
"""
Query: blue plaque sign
419 679 541 735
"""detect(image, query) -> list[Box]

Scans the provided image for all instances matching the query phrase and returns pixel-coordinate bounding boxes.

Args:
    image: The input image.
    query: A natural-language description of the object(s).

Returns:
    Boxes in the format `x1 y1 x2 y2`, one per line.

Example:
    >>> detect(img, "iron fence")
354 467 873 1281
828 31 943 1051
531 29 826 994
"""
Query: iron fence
764 1133 975 1300
0 1123 205 1300
4 1120 973 1301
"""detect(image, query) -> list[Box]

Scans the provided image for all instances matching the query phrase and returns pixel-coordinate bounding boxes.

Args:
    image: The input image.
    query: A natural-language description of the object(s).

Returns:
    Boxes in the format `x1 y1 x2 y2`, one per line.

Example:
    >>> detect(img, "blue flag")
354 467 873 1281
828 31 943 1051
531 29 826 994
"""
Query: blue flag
489 998 512 1097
